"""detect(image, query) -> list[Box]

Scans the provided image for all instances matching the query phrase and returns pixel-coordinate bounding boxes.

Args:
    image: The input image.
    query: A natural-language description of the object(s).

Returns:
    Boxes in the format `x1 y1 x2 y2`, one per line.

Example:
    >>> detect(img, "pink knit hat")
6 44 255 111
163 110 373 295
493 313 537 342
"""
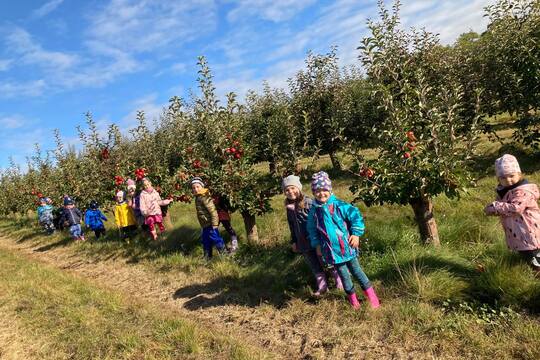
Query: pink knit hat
495 154 521 177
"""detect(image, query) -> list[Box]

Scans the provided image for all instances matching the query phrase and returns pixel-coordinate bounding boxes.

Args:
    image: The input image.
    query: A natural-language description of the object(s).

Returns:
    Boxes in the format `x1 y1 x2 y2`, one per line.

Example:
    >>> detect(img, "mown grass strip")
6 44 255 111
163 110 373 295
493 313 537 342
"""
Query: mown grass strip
0 246 268 360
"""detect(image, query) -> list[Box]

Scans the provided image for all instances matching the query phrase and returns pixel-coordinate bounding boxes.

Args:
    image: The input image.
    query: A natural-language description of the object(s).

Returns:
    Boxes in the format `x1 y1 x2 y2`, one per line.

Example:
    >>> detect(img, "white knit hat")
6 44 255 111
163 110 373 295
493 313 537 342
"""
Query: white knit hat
495 154 521 177
282 175 302 191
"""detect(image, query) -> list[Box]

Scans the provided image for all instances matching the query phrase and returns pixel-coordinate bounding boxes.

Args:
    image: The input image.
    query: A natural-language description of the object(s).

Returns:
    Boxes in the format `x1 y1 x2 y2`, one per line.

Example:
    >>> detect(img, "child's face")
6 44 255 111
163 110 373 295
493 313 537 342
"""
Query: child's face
313 189 331 203
498 173 521 187
143 179 152 190
284 185 300 200
191 183 203 195
66 204 74 209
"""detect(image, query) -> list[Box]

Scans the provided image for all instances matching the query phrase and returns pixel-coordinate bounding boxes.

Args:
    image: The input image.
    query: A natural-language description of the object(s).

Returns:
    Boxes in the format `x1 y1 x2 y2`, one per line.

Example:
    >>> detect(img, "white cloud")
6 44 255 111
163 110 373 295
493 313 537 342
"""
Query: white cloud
87 0 218 53
32 0 65 18
0 115 28 129
0 59 13 71
5 27 78 70
0 79 47 98
122 93 166 130
227 0 316 23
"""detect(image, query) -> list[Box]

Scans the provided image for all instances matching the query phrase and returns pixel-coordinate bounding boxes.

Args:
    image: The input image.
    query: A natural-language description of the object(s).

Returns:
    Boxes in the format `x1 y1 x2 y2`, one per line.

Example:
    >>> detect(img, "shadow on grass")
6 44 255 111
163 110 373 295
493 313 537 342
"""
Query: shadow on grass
172 244 317 309
35 236 74 252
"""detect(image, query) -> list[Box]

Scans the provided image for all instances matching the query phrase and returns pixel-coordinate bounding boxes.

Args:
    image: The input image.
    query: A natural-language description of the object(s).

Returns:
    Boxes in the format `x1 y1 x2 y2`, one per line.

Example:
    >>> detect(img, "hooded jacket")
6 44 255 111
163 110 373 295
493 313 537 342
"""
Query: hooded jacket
194 188 219 228
307 194 365 264
139 188 166 217
85 209 107 230
485 182 540 251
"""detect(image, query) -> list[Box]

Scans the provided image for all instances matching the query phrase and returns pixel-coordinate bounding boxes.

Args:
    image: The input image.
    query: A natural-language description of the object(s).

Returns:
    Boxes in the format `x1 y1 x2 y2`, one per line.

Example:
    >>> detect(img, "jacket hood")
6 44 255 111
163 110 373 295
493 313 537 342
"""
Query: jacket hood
519 183 540 200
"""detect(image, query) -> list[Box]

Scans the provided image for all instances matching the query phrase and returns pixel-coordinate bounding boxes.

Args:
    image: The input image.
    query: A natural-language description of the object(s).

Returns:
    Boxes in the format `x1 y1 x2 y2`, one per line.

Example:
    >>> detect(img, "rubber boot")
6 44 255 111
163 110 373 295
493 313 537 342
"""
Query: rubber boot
313 273 328 296
230 237 238 252
348 293 361 310
363 287 380 309
331 267 344 290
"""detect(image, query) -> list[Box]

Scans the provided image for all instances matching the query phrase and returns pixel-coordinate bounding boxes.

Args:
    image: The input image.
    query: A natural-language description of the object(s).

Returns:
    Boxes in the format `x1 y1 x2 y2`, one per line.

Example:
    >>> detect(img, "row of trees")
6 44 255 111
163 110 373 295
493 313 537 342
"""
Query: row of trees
1 0 538 245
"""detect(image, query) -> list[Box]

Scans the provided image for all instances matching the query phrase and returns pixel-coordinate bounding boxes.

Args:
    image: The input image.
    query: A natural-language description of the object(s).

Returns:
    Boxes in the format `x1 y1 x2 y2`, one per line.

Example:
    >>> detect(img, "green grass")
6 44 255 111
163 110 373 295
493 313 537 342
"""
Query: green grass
0 245 265 359
1 130 540 357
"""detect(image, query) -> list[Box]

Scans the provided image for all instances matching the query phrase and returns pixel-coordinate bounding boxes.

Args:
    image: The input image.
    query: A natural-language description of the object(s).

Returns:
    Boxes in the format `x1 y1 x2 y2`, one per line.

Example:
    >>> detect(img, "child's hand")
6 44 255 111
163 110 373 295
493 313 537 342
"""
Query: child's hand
316 246 322 257
348 235 360 249
484 203 496 216
291 243 298 253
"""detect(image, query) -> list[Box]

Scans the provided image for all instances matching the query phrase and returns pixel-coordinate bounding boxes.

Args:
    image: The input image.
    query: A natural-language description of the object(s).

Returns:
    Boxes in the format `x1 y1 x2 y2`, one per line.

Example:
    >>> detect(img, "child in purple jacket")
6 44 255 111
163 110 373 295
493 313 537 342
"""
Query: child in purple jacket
283 175 343 296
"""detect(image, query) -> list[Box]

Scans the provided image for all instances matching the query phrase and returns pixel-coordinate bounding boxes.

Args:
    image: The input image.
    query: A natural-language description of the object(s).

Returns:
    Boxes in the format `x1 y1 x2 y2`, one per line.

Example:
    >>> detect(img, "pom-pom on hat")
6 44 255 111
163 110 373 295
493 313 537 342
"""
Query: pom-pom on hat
126 178 136 190
495 154 521 177
282 175 302 192
311 171 332 192
191 177 205 187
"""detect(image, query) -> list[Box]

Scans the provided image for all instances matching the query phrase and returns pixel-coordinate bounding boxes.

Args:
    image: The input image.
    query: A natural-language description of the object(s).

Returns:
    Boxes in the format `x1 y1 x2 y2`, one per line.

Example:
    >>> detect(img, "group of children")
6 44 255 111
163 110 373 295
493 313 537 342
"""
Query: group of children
36 154 540 310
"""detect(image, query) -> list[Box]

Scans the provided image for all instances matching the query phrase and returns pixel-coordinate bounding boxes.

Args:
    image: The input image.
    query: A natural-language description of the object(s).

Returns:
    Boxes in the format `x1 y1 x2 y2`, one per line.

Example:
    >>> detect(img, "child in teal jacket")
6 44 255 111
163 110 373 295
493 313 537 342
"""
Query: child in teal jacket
307 171 380 309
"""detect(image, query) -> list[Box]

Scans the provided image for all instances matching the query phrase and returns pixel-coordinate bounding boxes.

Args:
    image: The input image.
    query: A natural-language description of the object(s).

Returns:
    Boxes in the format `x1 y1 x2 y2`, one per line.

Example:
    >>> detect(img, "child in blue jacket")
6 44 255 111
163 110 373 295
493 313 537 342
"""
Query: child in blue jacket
85 200 107 239
37 197 55 235
307 171 380 309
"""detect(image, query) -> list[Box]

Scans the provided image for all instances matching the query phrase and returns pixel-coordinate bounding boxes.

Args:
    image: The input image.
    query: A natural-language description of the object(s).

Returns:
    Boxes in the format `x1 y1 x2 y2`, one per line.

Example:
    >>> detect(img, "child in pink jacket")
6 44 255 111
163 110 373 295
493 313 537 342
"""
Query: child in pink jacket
484 154 540 272
139 177 172 240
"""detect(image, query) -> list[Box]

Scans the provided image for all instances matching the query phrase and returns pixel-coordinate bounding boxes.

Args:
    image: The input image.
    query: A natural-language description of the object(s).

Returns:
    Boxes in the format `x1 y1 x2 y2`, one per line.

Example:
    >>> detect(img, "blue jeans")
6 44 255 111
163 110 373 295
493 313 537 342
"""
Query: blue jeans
69 224 83 238
201 227 225 258
335 257 371 294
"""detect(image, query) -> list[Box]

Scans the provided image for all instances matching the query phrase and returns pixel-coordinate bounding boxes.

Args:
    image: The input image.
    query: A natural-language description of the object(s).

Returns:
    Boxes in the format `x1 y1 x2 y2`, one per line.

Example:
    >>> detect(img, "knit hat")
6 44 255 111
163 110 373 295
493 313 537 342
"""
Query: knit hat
282 175 303 192
39 197 47 204
191 177 205 187
126 178 136 191
311 171 332 192
495 154 521 177
116 190 125 202
89 200 98 210
63 196 74 206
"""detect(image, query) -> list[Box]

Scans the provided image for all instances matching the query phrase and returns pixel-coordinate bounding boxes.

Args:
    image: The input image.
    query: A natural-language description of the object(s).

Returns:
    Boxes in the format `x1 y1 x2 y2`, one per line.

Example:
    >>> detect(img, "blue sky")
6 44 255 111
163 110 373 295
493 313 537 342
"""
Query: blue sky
0 0 492 169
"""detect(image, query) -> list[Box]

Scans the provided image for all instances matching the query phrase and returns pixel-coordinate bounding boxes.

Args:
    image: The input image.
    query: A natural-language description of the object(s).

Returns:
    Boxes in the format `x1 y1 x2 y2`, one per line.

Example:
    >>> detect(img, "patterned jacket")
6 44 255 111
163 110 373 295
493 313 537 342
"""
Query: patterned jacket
139 188 166 217
307 194 365 265
485 182 540 251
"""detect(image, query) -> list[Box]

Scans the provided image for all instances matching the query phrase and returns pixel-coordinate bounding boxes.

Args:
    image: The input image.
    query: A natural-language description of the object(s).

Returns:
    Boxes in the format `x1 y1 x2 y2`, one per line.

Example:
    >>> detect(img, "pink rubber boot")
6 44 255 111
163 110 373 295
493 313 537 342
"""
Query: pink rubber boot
331 267 344 290
363 287 380 309
347 293 361 310
313 273 328 297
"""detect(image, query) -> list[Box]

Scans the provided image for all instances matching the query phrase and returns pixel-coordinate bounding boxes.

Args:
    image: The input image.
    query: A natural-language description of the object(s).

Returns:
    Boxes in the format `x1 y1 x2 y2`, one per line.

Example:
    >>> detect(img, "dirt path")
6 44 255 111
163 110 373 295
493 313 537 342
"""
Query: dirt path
0 235 400 359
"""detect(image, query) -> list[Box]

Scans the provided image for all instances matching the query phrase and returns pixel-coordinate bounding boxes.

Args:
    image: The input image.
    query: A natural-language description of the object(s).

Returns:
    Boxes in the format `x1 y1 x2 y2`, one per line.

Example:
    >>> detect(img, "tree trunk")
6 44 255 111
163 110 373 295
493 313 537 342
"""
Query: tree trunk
410 197 440 247
241 211 259 244
269 161 277 175
329 151 342 171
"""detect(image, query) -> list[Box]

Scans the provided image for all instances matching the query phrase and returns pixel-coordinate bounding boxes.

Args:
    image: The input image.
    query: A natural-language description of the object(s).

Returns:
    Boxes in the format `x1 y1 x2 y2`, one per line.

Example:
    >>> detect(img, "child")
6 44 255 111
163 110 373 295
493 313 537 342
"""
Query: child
85 200 107 239
282 175 343 296
59 196 85 241
139 178 172 240
307 171 380 309
191 177 226 259
484 154 540 272
213 195 239 252
37 197 55 235
114 190 137 240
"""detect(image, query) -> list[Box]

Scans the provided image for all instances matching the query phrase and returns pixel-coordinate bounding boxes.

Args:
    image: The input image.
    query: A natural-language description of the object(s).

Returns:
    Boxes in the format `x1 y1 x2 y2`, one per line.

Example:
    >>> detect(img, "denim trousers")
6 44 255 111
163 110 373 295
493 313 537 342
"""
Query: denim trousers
335 257 371 294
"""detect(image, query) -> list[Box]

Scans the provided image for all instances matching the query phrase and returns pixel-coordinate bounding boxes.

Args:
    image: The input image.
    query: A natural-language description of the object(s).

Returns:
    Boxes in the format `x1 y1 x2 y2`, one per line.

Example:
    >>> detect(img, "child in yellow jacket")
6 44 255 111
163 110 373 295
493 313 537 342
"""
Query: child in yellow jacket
114 190 137 239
